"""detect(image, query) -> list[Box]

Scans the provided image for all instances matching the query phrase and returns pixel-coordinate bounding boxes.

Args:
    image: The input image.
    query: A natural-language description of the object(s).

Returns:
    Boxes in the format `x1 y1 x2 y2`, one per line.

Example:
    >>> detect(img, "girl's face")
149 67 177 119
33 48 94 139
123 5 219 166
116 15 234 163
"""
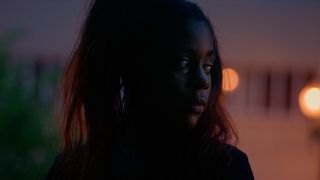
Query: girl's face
153 20 215 130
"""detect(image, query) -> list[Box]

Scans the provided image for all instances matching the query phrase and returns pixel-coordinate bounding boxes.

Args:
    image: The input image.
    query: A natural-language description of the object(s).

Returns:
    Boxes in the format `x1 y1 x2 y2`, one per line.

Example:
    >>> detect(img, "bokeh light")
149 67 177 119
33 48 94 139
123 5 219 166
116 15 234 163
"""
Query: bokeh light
299 84 320 121
222 68 240 92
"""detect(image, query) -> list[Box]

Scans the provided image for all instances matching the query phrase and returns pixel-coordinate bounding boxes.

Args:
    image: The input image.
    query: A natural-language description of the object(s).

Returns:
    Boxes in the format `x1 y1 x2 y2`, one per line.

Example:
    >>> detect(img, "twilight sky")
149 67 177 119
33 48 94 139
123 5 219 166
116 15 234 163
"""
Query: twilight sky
0 0 319 70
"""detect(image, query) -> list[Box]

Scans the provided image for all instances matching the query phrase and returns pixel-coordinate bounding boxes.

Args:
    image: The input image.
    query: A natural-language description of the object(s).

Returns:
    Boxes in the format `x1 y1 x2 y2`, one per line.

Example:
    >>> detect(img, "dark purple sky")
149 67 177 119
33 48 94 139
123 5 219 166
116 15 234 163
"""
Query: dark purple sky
196 0 320 69
0 0 87 61
0 0 319 69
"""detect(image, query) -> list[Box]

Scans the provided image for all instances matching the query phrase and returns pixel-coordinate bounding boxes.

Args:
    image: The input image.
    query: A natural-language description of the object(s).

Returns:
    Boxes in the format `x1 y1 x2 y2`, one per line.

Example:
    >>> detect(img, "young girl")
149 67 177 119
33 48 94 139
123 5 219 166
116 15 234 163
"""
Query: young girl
47 0 254 179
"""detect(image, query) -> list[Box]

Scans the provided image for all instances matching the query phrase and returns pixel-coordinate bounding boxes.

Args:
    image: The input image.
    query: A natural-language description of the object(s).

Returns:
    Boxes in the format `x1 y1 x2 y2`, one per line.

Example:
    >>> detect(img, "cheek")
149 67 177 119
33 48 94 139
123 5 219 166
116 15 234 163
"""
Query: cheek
155 72 189 106
151 72 186 99
171 73 190 95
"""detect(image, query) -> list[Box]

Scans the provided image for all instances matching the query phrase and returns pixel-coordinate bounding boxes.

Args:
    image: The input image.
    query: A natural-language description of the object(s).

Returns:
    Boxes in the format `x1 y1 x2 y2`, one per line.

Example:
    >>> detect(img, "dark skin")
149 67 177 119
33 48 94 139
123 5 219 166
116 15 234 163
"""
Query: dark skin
170 20 215 129
147 20 215 131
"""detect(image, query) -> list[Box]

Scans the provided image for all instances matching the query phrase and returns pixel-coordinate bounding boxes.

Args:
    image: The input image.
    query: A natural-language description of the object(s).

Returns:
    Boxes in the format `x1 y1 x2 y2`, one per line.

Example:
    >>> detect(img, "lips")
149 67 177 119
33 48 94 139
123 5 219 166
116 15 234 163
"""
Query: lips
190 99 206 113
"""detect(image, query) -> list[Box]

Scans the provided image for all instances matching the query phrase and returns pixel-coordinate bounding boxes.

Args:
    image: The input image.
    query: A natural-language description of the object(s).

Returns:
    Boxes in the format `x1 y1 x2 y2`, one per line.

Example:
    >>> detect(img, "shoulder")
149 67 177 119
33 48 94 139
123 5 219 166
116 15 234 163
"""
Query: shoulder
203 140 254 180
224 145 255 180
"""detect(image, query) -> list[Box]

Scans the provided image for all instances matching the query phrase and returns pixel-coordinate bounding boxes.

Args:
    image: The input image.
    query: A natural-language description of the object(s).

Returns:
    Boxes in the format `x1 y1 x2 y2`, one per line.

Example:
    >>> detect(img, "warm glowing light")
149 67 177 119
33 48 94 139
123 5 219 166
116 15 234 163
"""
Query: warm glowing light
299 85 320 121
222 68 240 92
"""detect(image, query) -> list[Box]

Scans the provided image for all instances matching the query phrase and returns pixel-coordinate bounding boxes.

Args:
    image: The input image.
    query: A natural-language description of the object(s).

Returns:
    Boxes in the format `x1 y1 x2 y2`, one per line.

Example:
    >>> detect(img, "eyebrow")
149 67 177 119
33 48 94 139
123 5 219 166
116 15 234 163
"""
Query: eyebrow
206 49 216 57
176 46 216 57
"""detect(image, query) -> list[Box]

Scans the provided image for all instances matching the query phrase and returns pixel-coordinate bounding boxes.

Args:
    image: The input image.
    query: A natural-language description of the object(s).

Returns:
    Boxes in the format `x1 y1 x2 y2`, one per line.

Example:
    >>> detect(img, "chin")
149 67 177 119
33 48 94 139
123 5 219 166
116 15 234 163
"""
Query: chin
186 114 200 129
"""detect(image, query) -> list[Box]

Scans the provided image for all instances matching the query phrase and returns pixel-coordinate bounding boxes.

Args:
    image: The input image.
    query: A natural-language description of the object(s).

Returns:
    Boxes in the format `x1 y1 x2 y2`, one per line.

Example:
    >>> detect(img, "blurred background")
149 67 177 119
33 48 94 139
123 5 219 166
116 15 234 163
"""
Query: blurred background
0 0 319 179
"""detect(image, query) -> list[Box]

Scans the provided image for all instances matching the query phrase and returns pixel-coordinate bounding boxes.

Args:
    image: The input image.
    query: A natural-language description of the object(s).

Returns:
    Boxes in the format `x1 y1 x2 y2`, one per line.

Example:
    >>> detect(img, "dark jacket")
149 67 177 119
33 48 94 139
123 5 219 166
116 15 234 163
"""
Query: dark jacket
46 141 254 180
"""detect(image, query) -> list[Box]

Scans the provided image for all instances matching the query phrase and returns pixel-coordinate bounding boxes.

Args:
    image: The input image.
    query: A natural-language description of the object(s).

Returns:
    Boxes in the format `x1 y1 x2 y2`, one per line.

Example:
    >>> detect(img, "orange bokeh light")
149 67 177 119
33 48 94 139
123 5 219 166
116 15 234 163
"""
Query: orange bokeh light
299 84 320 121
222 68 240 92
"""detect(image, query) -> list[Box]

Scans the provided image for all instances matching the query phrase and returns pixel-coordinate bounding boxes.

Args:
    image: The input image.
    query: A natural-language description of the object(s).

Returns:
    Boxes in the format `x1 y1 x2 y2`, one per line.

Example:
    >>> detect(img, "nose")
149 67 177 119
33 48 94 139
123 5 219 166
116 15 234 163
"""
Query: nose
191 67 210 90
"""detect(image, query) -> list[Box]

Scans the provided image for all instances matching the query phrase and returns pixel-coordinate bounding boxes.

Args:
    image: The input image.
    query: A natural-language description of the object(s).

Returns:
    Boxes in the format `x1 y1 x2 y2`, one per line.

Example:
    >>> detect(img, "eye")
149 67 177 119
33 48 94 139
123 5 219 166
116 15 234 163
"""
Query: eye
203 63 213 74
178 56 191 73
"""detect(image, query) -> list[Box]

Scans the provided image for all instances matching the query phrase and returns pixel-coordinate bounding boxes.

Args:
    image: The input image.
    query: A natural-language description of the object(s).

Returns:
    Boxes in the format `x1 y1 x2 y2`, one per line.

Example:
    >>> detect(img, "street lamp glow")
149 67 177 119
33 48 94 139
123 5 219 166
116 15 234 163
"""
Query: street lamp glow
304 88 320 110
222 68 240 92
299 85 320 121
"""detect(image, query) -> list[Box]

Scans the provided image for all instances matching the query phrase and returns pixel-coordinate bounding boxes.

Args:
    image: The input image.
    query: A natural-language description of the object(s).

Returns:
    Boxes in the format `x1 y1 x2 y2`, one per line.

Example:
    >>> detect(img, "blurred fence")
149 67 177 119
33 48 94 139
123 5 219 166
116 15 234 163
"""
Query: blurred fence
226 66 317 118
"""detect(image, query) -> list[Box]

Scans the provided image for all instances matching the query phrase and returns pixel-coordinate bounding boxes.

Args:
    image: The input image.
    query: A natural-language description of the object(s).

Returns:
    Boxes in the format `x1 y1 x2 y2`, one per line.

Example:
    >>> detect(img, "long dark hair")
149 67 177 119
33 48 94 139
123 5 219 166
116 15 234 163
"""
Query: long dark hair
60 0 237 178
